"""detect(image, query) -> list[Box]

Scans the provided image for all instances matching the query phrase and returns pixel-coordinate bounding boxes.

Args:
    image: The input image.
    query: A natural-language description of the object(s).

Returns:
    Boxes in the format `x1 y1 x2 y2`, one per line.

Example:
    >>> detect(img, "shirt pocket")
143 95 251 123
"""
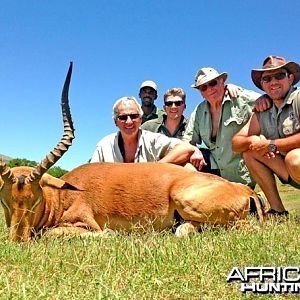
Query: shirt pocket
224 107 248 126
223 109 249 139
282 113 299 136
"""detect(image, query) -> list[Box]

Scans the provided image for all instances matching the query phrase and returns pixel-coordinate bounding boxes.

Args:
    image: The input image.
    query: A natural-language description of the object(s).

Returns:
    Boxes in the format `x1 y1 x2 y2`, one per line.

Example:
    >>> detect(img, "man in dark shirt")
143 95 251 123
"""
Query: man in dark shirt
139 80 165 124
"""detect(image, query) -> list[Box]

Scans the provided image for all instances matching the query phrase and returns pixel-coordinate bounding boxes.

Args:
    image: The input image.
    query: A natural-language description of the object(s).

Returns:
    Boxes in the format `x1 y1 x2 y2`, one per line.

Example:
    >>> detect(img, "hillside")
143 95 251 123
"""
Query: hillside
0 154 13 163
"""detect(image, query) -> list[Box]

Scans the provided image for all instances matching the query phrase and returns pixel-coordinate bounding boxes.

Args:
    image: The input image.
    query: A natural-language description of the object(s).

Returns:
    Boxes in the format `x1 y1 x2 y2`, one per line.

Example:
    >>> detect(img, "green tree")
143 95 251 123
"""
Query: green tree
47 166 68 178
8 158 37 168
7 158 68 178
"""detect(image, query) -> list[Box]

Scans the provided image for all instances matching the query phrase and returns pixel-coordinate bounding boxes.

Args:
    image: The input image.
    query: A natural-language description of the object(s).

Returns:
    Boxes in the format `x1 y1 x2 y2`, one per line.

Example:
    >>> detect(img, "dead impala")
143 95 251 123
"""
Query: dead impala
0 63 264 242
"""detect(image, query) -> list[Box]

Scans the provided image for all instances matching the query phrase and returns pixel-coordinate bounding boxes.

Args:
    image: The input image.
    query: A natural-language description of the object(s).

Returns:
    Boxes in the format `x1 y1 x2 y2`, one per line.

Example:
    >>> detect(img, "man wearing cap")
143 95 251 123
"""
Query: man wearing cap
90 96 197 164
141 87 188 140
183 67 262 188
232 56 300 216
139 80 165 124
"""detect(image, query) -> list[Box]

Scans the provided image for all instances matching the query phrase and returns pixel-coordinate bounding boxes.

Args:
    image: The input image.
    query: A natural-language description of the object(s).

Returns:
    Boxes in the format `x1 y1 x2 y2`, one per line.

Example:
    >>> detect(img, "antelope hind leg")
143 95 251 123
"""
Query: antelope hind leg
171 179 251 225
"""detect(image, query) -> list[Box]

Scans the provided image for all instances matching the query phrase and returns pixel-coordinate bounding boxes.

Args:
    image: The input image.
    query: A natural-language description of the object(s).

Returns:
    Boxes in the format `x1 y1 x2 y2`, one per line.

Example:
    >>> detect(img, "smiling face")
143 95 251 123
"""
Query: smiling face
163 95 186 120
198 78 226 104
139 87 157 107
115 100 142 137
261 68 294 101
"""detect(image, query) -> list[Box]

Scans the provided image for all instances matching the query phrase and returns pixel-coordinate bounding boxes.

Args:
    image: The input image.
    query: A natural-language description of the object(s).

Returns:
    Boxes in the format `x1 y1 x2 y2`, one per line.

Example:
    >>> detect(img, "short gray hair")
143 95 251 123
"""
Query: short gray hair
112 96 144 120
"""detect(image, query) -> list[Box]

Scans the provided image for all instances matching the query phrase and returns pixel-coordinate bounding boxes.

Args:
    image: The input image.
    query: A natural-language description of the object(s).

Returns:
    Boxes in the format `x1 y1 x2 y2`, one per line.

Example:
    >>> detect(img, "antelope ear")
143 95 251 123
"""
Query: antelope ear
39 174 81 190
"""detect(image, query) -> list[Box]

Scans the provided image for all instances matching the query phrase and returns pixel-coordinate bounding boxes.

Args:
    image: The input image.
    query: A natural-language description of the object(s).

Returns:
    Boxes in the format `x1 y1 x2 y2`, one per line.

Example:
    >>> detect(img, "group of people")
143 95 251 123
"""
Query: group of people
90 55 300 218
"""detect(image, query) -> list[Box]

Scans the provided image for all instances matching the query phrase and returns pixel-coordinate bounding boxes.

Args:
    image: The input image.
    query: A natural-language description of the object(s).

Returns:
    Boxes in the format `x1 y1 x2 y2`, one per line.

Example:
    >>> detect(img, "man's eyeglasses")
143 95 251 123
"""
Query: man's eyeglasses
117 113 140 121
199 79 218 92
261 72 289 83
164 100 184 107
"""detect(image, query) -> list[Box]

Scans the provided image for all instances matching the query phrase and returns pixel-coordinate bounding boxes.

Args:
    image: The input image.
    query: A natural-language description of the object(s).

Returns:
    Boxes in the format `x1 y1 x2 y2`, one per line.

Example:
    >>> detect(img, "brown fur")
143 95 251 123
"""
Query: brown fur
0 162 264 241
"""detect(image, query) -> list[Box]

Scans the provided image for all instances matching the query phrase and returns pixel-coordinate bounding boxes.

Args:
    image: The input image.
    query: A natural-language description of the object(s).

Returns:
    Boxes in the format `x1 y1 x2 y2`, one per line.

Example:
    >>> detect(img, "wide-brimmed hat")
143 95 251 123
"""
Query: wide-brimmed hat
191 67 228 89
139 80 158 92
251 55 300 90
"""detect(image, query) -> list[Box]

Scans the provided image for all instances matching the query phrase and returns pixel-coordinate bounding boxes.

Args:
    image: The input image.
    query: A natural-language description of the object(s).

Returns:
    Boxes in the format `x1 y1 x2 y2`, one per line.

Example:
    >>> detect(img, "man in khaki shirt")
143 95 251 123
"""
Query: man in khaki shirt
232 55 300 216
183 67 262 187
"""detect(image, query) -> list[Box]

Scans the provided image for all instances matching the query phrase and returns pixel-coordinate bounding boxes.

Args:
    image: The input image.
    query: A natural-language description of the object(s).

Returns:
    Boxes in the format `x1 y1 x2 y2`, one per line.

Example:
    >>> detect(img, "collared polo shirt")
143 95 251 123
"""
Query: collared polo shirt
90 129 182 163
141 115 188 140
183 88 261 185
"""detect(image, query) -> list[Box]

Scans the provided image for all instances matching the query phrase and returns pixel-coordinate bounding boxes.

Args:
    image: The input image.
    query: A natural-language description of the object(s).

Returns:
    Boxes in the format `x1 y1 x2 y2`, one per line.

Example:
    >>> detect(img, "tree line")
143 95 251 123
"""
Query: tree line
8 158 68 178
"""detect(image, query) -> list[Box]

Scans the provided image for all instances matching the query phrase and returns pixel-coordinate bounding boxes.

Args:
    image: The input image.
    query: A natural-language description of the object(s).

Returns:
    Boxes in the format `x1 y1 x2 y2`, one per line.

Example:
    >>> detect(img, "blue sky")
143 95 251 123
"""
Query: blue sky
1 1 300 170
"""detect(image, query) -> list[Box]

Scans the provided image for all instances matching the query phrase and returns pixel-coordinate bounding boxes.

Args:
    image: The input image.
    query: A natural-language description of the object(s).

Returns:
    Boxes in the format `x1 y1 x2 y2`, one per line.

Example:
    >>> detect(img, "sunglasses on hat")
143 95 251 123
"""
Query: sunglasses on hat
198 79 218 92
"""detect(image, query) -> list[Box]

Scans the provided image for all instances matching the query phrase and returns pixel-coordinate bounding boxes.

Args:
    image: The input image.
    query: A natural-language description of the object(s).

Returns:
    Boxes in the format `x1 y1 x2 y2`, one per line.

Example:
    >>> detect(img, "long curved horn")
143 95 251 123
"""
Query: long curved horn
0 160 17 184
25 62 75 184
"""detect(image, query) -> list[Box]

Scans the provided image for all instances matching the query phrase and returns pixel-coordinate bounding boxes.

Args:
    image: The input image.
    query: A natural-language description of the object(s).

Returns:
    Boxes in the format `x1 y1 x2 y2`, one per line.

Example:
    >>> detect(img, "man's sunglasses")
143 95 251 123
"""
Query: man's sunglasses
261 72 289 83
117 113 140 121
199 79 218 92
164 100 184 107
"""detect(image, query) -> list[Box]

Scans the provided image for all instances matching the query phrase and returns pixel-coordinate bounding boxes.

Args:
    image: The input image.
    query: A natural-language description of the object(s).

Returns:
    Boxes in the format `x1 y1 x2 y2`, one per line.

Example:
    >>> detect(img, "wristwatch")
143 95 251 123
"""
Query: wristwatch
268 140 277 153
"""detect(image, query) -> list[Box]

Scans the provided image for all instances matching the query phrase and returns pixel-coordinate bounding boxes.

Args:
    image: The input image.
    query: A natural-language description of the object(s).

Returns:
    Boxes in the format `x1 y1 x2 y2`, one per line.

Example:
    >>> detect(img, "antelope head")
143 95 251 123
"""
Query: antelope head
0 63 74 241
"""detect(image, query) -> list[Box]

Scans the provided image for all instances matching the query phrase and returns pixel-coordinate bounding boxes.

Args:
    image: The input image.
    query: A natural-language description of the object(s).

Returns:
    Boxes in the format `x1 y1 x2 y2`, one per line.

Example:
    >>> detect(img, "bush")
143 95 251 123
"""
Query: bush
7 158 68 178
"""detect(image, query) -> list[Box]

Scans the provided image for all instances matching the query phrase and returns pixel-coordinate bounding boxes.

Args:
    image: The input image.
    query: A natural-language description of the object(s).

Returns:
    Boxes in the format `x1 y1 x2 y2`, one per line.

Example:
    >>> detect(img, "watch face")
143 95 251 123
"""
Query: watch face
268 143 277 153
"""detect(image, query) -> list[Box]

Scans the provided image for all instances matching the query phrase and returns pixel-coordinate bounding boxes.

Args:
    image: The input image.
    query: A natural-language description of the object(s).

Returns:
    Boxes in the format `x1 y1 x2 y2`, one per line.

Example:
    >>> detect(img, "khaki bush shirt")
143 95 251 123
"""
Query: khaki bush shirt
141 105 165 124
256 87 300 154
183 88 260 185
141 115 188 140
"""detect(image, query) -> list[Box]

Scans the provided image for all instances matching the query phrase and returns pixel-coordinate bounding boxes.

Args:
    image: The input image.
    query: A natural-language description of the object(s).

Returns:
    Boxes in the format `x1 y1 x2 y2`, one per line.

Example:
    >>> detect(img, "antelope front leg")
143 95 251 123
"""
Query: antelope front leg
41 225 92 238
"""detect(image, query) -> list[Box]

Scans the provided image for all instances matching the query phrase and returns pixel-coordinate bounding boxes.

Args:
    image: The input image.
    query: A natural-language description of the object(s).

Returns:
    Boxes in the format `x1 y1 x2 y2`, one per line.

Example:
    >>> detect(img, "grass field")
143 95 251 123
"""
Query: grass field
0 183 300 299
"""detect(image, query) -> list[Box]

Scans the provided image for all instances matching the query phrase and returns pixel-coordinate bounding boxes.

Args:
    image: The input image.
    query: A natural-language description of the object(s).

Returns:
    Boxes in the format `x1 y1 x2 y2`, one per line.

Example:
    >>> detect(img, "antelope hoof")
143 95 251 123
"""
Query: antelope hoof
175 223 196 238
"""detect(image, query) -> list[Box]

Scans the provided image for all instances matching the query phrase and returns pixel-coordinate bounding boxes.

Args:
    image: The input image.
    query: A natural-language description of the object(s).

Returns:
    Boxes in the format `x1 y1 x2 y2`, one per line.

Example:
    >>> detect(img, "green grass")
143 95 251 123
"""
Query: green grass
0 184 300 299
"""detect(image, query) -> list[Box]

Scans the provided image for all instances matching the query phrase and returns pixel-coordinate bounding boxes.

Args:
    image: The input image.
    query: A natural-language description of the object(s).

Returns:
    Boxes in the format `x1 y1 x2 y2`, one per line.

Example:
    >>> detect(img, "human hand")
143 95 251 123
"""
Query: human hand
252 94 272 112
226 84 243 98
249 136 277 158
189 148 207 170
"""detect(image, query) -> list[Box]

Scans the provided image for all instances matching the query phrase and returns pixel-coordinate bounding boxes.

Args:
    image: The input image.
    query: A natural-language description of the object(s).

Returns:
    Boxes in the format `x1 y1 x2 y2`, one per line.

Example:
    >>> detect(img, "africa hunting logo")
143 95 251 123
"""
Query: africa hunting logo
227 267 300 294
